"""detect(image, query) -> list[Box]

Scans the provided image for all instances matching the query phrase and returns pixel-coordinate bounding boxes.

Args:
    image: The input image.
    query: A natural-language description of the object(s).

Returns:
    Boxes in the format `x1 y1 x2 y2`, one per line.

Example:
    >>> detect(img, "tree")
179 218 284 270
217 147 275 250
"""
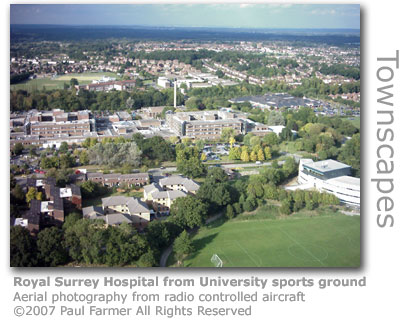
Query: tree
226 204 235 219
59 142 69 153
197 169 231 210
13 143 24 156
28 145 37 158
293 190 305 212
240 149 250 162
173 230 193 265
264 146 272 160
206 167 228 184
337 133 360 177
229 147 241 160
64 218 108 264
126 96 135 109
233 202 242 215
249 136 261 148
262 132 279 146
280 127 294 141
243 199 255 212
243 133 255 147
88 142 142 168
11 184 25 205
80 180 99 198
282 157 297 178
229 136 236 148
138 250 157 267
305 192 318 210
105 225 148 266
170 196 208 229
146 220 173 250
79 150 89 165
280 199 292 215
26 187 42 205
10 226 38 267
267 111 285 126
59 154 75 169
37 227 68 266
250 150 258 162
70 78 79 87
176 146 206 178
257 149 265 161
221 128 235 143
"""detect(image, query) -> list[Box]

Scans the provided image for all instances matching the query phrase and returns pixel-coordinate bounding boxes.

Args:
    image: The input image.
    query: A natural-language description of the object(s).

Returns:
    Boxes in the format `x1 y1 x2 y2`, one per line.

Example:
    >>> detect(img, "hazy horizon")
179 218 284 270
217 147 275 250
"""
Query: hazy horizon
10 4 360 29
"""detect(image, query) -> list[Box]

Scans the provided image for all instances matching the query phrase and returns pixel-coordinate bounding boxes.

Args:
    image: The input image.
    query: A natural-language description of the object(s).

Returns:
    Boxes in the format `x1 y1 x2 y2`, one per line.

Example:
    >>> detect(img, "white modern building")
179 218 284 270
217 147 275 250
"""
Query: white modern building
157 77 171 88
288 159 360 207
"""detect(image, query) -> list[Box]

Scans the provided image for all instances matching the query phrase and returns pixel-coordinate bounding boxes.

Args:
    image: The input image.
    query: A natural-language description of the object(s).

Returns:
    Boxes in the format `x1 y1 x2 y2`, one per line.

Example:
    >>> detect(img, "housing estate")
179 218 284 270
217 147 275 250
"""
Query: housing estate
82 195 151 229
86 172 150 188
17 178 82 235
143 175 199 214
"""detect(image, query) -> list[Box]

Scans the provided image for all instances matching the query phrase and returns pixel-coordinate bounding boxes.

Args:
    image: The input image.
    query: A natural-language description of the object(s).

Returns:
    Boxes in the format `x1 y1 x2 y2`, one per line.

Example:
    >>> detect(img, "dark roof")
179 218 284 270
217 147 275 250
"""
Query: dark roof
69 184 81 197
104 213 132 225
82 206 104 219
50 184 60 200
52 196 64 211
45 177 56 186
26 178 37 188
87 172 103 178
23 200 42 225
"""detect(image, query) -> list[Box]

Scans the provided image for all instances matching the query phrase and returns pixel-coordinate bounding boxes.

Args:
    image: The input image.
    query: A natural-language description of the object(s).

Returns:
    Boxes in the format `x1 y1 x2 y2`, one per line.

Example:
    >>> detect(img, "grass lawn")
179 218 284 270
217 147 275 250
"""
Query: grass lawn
11 72 119 92
56 72 118 82
279 141 313 157
169 208 360 268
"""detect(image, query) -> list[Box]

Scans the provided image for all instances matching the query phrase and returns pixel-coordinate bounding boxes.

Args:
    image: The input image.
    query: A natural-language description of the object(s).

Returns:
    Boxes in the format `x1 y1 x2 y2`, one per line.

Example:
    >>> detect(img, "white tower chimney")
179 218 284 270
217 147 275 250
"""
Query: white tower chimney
174 80 177 108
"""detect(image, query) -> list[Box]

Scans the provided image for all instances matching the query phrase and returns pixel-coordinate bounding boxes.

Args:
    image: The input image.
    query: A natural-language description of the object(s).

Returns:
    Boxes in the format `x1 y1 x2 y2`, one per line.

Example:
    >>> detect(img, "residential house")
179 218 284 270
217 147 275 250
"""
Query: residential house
101 196 151 229
158 175 200 194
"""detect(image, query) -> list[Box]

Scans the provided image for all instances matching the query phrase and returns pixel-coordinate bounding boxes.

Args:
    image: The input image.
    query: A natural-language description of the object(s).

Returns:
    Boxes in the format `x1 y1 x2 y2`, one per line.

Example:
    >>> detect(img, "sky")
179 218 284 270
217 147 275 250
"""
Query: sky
10 4 360 29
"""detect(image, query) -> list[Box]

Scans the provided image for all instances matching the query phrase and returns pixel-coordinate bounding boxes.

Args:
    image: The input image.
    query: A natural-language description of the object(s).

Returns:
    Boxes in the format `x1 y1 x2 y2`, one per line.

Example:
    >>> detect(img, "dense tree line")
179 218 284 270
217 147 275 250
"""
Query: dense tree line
289 77 360 99
10 87 184 112
175 145 206 178
10 216 157 267
10 72 32 84
129 49 213 66
131 134 176 165
88 142 142 168
319 63 360 80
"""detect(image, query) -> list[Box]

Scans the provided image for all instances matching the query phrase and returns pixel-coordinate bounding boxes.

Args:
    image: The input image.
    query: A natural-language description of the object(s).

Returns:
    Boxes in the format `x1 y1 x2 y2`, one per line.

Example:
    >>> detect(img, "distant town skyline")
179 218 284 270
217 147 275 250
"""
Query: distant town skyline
10 4 360 29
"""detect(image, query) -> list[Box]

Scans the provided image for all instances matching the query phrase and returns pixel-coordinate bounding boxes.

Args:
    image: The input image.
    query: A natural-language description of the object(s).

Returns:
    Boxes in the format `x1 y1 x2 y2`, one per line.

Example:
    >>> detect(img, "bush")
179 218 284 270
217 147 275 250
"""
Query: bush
233 202 242 215
226 204 235 219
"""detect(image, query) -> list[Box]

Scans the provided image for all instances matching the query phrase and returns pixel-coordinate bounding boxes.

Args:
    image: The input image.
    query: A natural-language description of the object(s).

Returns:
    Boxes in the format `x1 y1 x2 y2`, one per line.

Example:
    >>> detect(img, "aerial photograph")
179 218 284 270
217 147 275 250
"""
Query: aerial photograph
9 4 360 268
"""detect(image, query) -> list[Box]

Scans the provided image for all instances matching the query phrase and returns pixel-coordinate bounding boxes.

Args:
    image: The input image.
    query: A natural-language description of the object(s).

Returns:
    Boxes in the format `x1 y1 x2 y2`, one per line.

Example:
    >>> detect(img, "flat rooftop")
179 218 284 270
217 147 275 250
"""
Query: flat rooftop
303 159 351 173
327 175 360 188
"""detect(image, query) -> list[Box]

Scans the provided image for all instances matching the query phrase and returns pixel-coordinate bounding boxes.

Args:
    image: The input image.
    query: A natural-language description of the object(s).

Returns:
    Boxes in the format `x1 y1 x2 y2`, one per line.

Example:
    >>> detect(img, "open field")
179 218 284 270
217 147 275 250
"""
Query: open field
171 209 360 267
56 72 118 81
10 72 118 92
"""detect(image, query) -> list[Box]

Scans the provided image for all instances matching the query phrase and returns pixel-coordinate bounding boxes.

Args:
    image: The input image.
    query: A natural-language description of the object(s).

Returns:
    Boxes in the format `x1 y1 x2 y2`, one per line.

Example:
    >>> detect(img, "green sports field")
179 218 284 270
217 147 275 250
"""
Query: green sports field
173 210 360 268
10 72 118 92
